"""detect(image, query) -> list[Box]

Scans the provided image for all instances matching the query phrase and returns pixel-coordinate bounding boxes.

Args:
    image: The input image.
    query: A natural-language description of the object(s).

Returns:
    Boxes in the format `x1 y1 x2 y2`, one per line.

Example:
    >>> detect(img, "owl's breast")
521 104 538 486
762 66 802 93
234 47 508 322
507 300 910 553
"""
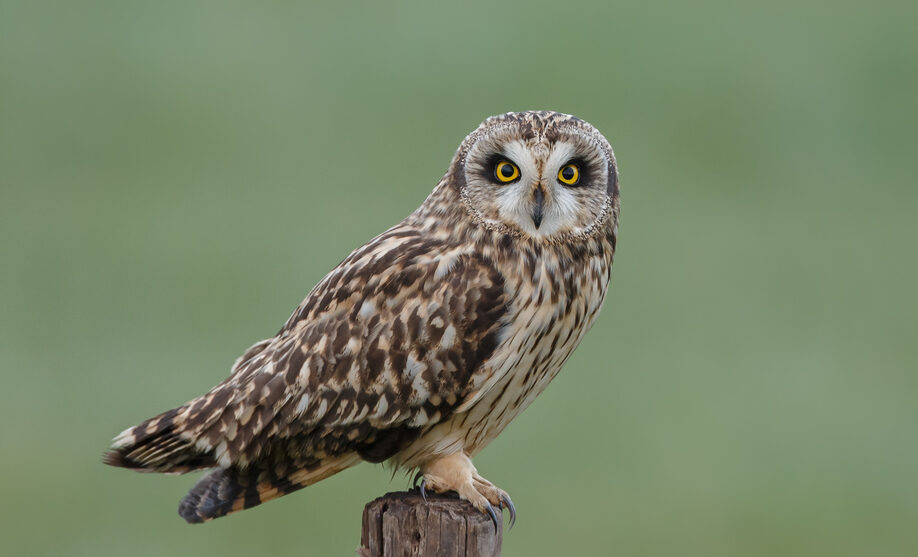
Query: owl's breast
397 246 611 466
389 236 614 469
464 251 611 448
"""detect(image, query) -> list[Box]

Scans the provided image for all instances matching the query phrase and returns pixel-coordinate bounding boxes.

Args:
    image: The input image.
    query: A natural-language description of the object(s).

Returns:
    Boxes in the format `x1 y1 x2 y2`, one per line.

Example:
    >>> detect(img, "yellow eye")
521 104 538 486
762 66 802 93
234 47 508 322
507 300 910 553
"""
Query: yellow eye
558 163 580 185
494 160 520 183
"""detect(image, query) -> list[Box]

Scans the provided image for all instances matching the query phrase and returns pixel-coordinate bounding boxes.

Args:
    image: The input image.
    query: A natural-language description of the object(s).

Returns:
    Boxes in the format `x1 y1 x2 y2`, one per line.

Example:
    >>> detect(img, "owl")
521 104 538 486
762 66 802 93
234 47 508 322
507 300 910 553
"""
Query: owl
104 111 620 528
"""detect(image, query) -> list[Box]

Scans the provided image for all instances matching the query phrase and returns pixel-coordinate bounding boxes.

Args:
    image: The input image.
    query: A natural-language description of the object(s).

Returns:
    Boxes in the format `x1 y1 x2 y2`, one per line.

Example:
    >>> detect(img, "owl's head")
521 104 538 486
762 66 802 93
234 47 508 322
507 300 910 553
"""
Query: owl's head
448 111 618 243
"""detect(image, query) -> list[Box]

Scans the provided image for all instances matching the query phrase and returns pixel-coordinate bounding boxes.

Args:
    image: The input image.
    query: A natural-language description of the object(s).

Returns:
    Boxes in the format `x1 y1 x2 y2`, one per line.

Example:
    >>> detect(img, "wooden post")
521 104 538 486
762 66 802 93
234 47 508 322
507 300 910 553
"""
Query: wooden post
358 491 502 557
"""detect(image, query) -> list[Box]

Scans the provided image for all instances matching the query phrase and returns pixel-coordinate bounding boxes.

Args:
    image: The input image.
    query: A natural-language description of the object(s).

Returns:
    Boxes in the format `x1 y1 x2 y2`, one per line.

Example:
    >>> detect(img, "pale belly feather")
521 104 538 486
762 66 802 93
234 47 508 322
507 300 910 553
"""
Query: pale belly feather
395 252 610 469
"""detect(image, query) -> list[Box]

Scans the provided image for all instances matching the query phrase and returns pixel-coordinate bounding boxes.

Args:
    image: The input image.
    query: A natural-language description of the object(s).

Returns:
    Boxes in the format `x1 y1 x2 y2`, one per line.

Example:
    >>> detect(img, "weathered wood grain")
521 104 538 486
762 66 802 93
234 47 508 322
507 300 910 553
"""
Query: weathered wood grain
358 491 502 557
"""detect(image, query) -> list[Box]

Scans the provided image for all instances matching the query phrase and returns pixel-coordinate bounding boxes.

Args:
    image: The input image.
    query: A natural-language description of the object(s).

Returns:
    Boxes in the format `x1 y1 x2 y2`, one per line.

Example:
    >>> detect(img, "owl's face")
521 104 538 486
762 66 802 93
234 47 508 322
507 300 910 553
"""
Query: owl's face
450 111 618 243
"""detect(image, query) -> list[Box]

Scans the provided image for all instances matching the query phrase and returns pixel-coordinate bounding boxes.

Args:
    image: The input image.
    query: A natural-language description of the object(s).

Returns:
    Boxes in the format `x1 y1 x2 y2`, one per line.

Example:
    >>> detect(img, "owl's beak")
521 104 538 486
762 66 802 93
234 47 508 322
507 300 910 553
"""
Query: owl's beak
532 186 544 229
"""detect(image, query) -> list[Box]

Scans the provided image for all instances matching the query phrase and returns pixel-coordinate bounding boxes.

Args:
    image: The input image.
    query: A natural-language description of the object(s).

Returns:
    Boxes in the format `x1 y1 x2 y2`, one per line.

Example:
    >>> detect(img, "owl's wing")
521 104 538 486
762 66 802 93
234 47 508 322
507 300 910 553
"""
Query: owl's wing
105 224 509 520
212 227 509 467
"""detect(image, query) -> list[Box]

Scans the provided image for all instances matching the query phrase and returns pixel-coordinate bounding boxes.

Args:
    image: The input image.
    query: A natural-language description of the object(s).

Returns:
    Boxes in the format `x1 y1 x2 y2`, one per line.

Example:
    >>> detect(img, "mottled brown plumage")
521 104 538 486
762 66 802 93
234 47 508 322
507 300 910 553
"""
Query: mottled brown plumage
104 111 620 525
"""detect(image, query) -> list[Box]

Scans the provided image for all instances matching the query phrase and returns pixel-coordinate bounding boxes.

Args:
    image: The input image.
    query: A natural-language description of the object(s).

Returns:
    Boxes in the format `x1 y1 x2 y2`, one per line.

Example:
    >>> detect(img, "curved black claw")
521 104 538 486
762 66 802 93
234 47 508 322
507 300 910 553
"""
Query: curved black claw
484 503 499 532
419 479 428 503
411 471 423 489
500 493 517 528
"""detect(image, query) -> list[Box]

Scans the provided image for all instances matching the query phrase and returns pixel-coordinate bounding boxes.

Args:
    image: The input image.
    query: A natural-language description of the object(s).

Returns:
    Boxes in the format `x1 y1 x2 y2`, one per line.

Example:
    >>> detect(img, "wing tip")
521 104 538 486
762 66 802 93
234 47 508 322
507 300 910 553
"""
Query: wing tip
101 448 130 468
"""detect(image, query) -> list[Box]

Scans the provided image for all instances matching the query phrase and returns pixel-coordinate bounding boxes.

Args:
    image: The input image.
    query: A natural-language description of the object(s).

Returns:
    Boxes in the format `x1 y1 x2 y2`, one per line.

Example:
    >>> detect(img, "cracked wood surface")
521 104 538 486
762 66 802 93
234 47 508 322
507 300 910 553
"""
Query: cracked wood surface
359 491 502 557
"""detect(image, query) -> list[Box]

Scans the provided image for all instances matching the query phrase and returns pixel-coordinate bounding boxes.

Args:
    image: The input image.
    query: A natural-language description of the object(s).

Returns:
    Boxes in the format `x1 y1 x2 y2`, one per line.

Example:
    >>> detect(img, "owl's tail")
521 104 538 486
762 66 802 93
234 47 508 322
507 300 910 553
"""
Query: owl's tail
102 405 217 473
105 405 362 523
178 454 361 523
104 341 274 473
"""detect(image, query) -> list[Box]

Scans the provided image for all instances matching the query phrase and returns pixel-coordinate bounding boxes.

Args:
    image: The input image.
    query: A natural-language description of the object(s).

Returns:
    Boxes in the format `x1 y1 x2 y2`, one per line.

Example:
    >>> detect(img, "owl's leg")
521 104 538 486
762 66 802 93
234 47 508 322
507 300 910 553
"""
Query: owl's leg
420 452 516 529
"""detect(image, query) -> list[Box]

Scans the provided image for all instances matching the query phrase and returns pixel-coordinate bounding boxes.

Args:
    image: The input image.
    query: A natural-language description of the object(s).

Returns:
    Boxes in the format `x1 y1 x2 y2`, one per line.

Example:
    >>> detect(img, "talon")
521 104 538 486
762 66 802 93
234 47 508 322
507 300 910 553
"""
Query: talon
485 503 499 532
412 471 422 489
500 493 517 528
420 479 428 502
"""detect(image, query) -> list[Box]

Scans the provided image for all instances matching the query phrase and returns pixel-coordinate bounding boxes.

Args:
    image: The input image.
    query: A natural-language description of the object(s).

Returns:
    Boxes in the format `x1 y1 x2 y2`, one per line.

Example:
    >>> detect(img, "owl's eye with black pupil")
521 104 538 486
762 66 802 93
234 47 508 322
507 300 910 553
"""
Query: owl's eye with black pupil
558 163 580 186
494 160 520 183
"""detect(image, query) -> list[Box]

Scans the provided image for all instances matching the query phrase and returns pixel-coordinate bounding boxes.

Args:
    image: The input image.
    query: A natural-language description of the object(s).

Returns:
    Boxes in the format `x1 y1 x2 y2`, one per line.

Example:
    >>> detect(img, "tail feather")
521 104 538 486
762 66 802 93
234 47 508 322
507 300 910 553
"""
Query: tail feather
104 339 273 473
178 454 361 523
103 407 215 473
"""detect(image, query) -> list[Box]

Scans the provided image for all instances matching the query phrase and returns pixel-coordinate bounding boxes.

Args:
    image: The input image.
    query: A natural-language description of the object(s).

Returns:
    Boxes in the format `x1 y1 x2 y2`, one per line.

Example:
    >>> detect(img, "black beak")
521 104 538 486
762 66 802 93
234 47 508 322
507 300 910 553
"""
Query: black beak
532 187 544 229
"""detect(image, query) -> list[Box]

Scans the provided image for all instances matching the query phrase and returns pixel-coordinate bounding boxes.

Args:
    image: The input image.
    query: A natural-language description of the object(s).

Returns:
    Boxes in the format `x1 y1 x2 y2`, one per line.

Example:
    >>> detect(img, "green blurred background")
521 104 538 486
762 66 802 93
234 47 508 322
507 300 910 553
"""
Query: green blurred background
2 1 916 555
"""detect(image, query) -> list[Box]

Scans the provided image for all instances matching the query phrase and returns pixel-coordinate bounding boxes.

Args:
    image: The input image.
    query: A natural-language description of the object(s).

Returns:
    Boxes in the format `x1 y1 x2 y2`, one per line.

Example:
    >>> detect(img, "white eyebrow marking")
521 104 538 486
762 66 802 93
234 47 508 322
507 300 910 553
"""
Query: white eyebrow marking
546 142 577 177
502 140 538 179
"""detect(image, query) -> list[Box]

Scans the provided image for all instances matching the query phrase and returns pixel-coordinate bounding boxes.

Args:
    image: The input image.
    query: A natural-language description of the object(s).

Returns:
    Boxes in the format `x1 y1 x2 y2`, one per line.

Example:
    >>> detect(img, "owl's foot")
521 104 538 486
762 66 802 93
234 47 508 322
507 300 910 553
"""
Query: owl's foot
419 452 516 530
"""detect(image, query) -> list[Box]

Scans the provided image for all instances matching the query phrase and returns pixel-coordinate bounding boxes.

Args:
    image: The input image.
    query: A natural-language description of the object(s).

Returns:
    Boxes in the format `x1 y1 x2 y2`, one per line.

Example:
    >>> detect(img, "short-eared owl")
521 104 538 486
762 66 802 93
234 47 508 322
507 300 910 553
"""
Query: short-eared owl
105 111 620 526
